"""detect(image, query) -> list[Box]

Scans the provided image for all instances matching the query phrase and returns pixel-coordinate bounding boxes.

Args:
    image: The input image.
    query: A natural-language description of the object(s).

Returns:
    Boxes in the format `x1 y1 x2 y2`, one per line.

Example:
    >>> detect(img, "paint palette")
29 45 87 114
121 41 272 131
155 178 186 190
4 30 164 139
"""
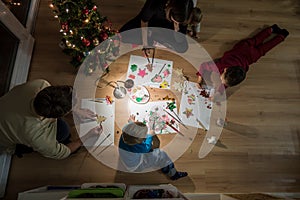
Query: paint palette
128 85 150 104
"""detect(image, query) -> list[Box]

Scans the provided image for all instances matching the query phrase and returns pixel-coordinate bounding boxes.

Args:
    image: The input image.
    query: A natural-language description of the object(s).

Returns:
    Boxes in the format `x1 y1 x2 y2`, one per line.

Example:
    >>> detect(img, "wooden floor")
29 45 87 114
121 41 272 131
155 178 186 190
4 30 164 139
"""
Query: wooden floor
4 0 300 199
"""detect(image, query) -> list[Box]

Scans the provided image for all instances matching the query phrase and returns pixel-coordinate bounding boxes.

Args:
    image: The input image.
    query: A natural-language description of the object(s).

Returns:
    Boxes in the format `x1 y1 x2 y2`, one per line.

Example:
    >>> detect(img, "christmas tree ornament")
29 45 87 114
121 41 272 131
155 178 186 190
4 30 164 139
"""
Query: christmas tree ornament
93 38 99 46
100 32 108 41
83 8 89 15
82 38 91 46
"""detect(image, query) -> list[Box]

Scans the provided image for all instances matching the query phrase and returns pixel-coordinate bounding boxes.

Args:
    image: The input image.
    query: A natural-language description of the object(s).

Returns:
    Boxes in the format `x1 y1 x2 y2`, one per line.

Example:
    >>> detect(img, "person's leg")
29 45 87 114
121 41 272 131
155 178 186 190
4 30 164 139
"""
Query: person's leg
56 118 71 144
234 27 273 49
139 149 188 180
256 34 285 56
161 162 188 180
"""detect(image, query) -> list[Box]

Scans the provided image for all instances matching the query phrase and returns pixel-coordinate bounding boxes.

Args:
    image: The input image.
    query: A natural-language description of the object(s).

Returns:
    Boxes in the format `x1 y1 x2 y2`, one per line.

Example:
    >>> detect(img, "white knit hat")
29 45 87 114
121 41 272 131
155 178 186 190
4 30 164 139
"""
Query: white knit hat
122 122 148 138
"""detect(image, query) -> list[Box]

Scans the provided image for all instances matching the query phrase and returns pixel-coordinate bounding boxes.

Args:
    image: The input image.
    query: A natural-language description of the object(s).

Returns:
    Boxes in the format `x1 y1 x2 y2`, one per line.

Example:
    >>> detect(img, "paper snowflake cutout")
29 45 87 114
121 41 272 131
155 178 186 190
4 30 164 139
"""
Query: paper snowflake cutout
174 68 183 76
173 82 183 92
131 64 138 72
137 68 148 78
207 136 217 144
183 107 193 118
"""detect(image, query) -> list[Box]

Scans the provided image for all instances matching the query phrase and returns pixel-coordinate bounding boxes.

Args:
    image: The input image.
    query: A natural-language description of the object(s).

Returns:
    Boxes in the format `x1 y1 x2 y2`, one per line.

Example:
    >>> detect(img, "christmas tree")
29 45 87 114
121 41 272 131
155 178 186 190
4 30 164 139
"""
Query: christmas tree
50 0 120 74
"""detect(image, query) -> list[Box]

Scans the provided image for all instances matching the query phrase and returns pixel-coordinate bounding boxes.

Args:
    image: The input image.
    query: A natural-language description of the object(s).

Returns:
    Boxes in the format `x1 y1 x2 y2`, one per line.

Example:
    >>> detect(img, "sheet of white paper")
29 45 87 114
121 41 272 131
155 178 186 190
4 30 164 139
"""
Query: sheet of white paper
128 100 180 134
80 99 115 147
126 55 173 89
179 81 213 130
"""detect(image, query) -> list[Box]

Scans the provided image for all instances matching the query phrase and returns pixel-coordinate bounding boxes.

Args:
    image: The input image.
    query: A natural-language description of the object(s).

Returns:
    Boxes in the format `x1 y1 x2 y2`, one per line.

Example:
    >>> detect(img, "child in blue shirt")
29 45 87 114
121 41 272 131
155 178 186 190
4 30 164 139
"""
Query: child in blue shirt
118 115 187 180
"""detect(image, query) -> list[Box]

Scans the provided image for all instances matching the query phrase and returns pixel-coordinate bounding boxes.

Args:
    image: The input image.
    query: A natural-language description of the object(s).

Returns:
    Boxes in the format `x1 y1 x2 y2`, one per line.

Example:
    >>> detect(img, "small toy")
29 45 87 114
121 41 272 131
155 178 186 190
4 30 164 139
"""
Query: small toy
105 95 113 104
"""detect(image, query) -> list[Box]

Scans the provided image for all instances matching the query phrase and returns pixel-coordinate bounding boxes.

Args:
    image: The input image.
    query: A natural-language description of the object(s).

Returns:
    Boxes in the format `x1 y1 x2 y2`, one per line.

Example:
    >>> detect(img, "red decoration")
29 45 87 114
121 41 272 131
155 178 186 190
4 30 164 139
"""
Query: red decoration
100 32 108 41
92 5 97 11
61 22 69 31
102 62 108 69
76 55 82 61
82 38 91 46
83 8 89 15
200 89 210 98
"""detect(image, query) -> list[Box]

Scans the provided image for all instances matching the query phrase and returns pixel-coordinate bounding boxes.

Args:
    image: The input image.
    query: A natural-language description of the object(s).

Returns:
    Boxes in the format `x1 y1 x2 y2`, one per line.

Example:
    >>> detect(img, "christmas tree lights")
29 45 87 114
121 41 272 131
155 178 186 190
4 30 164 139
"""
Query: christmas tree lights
50 0 120 74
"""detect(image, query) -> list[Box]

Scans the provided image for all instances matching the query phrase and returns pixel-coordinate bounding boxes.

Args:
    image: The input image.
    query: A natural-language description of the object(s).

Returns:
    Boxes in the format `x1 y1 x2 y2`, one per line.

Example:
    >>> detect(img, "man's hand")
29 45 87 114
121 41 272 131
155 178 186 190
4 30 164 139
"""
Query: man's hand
73 108 97 122
83 125 103 141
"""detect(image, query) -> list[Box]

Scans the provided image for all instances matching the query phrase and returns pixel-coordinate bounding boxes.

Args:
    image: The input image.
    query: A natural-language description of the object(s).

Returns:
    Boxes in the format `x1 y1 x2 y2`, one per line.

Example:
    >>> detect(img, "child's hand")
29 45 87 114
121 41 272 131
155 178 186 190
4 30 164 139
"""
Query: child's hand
197 75 203 88
149 118 156 131
128 114 136 123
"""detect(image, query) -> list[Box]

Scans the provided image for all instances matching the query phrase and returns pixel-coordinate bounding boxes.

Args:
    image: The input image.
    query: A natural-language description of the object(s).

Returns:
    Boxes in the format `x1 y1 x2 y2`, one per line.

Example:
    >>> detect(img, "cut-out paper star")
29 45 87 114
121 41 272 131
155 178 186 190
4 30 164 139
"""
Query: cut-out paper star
159 80 169 89
174 68 183 76
207 136 217 144
173 82 183 92
131 64 138 72
183 107 193 118
137 68 148 78
96 115 107 124
163 69 170 78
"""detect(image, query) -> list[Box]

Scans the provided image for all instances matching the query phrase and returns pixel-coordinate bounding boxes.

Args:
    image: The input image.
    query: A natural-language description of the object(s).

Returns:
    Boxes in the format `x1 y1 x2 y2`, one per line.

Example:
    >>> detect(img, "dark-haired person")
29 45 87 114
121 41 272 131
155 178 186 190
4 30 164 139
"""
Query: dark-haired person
196 24 289 99
119 0 194 53
0 79 101 159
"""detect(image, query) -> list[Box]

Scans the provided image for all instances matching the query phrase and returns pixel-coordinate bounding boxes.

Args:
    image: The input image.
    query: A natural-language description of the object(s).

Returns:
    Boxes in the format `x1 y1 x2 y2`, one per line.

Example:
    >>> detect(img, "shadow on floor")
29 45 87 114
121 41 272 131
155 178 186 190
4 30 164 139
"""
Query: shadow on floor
224 121 259 138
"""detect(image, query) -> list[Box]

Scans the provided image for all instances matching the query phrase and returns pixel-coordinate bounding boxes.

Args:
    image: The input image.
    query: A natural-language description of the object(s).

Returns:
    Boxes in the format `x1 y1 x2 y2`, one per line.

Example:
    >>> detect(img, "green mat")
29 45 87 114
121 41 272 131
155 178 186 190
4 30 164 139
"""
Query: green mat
68 188 124 198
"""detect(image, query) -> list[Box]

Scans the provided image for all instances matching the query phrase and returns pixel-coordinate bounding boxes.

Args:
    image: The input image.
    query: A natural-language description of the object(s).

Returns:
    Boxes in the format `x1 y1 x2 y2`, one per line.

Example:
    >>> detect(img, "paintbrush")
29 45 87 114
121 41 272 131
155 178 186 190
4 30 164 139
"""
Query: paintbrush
163 109 188 129
143 48 151 64
166 101 184 124
92 133 111 153
165 121 184 136
157 63 166 75
89 99 104 103
97 142 113 156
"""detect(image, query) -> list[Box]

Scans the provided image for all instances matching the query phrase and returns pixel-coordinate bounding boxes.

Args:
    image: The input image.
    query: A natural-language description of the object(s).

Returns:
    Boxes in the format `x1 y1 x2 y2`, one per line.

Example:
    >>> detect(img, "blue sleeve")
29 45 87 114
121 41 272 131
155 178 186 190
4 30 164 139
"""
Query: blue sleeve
143 134 153 152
